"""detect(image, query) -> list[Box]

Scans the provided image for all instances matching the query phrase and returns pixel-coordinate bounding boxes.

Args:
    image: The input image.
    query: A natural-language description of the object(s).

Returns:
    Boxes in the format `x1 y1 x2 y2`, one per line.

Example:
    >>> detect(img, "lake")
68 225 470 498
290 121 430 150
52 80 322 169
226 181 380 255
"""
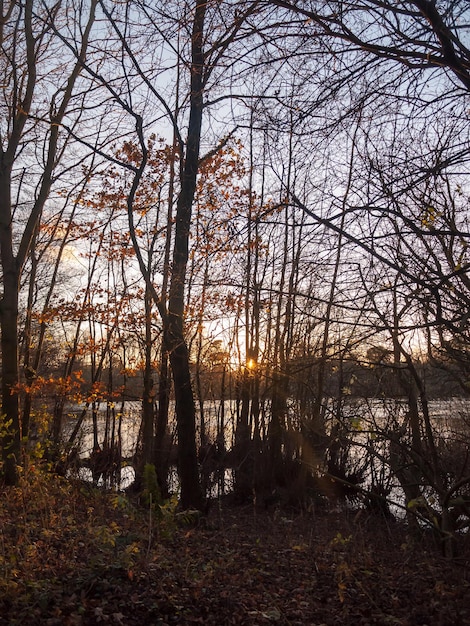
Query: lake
64 397 470 499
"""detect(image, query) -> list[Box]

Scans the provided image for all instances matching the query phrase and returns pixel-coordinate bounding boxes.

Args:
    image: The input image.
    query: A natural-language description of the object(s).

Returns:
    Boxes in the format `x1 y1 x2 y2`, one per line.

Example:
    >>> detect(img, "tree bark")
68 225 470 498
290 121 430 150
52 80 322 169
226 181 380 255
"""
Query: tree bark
0 0 97 483
142 286 156 468
165 0 207 511
0 169 20 485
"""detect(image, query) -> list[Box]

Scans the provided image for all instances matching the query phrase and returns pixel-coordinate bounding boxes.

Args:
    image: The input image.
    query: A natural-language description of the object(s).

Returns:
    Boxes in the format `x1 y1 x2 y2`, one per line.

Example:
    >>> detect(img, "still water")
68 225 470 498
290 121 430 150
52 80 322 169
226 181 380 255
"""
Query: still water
64 397 470 495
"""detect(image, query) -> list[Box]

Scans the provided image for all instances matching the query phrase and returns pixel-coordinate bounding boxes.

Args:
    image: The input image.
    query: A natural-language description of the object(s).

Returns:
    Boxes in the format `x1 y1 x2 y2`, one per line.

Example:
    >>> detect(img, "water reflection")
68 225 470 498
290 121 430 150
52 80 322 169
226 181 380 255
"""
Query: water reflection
63 397 470 504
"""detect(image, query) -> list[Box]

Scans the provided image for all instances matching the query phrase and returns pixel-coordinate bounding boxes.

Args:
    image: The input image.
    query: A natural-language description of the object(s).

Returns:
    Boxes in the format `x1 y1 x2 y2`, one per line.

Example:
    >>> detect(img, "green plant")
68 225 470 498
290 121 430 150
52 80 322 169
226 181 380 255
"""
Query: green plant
156 495 179 540
142 463 162 509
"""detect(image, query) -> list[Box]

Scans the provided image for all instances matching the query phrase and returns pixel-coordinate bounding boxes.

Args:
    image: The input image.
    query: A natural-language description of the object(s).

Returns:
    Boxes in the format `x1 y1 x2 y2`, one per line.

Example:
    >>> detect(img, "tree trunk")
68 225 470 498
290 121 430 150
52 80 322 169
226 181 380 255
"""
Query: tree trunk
0 0 97 483
21 224 39 441
0 169 20 484
165 0 207 511
142 286 155 469
234 369 253 501
155 342 171 498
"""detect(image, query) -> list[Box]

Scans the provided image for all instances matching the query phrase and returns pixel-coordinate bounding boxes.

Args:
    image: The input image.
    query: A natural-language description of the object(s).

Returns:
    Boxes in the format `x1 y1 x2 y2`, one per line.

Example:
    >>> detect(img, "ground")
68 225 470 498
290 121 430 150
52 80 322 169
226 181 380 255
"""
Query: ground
0 470 469 625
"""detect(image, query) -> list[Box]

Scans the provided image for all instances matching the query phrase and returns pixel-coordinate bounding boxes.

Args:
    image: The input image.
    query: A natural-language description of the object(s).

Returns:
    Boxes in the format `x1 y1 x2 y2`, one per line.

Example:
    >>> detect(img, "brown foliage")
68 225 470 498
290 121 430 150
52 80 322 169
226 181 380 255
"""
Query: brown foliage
1 468 470 625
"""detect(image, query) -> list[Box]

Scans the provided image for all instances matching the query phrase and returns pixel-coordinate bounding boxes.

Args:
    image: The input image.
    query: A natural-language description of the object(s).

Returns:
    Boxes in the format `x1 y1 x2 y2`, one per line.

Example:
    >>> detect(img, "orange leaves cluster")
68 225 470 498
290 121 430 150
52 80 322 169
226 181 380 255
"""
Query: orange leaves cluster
85 380 125 404
15 370 85 401
16 371 125 405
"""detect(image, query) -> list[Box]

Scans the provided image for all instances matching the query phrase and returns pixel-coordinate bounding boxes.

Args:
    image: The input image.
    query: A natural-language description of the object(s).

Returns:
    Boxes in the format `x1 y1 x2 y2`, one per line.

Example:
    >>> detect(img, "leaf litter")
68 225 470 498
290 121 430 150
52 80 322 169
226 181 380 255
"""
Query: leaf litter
0 472 469 625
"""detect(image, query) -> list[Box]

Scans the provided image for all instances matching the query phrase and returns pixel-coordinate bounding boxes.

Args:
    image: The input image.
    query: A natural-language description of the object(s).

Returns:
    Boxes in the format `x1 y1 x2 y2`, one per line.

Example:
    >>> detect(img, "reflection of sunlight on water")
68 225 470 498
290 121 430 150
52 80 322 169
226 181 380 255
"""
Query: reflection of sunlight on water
63 399 239 460
64 400 238 493
324 397 470 519
65 398 470 504
75 464 136 490
63 401 143 458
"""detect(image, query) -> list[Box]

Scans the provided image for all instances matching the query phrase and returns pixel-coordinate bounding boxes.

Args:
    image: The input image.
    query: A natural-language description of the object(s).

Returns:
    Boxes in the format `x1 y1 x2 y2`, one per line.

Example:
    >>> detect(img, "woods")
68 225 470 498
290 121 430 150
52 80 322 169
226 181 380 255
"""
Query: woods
1 1 470 620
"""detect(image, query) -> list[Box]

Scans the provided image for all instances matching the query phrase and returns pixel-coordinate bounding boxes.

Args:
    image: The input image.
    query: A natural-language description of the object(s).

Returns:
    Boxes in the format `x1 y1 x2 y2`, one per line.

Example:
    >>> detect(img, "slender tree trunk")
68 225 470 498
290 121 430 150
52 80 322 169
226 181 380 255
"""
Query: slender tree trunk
194 262 210 450
0 0 97 483
142 286 155 469
217 363 227 495
154 117 179 498
21 223 39 441
234 368 253 500
155 344 171 498
165 0 207 511
0 168 20 484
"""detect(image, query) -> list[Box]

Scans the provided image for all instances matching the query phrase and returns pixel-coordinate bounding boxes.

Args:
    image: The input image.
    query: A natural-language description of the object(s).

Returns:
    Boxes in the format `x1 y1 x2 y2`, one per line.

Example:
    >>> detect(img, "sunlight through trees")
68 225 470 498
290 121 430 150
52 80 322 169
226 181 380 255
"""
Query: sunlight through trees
1 0 470 556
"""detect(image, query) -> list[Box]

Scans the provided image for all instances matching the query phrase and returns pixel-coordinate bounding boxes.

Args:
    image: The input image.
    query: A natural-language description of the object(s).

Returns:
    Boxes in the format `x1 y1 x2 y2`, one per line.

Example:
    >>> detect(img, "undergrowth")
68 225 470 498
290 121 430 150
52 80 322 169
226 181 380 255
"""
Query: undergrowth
1 465 470 625
0 464 166 624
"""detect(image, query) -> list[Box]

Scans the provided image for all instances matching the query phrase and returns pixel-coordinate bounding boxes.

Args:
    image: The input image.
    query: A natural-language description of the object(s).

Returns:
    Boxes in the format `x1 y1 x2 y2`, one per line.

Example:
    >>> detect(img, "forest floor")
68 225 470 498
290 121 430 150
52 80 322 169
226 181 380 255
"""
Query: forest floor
1 469 470 626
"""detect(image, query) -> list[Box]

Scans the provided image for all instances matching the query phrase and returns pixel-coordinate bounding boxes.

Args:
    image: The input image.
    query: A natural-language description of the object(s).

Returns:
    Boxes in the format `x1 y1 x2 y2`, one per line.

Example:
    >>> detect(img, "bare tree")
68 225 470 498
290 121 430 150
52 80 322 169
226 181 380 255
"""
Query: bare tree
0 0 99 484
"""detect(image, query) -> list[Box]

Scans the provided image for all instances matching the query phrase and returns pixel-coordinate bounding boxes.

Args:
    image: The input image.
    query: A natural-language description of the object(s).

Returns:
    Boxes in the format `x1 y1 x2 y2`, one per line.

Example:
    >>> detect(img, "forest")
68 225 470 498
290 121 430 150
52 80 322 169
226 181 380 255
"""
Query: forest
1 1 470 623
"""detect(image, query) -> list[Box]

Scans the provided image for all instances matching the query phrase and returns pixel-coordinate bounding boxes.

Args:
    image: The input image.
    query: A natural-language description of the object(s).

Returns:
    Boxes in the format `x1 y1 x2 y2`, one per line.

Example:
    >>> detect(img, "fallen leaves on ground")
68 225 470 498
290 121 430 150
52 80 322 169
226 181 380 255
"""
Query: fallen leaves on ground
1 471 469 625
